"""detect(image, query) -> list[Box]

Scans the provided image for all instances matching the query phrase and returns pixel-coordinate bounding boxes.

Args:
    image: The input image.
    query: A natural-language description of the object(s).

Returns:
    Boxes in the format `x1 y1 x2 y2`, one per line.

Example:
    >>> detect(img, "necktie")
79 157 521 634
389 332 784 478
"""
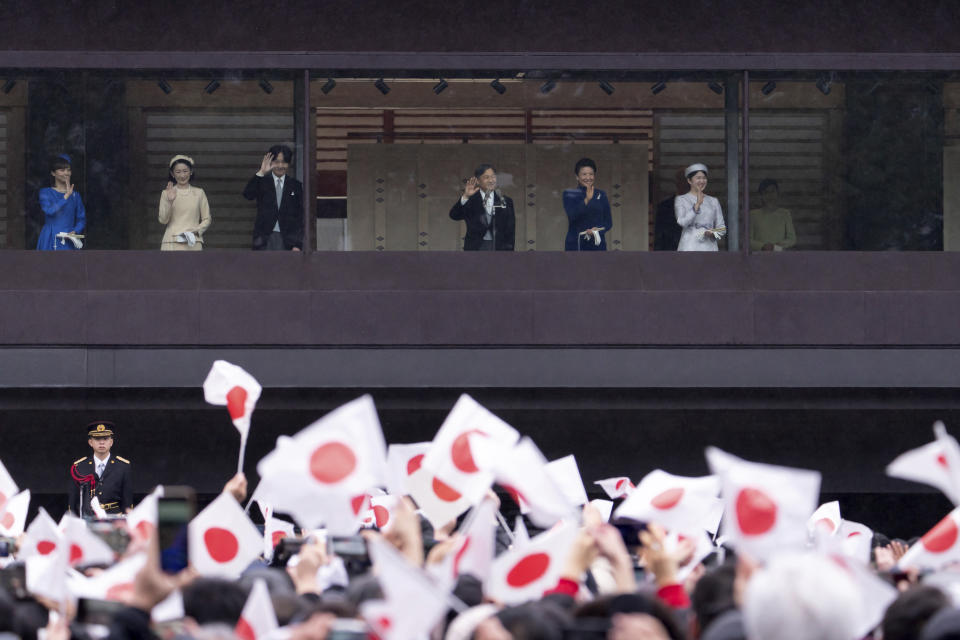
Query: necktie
483 193 493 227
276 178 283 209
96 462 104 477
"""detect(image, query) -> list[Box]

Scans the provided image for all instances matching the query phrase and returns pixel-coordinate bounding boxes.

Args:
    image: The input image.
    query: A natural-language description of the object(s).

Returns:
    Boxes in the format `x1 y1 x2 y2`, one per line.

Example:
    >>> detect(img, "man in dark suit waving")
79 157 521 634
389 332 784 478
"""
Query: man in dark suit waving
244 144 304 251
449 164 515 251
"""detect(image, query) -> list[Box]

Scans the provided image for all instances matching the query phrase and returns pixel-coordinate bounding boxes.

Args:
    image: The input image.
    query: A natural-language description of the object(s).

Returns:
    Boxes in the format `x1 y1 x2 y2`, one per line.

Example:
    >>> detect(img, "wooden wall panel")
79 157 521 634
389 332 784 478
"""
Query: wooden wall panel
945 147 960 252
347 144 648 251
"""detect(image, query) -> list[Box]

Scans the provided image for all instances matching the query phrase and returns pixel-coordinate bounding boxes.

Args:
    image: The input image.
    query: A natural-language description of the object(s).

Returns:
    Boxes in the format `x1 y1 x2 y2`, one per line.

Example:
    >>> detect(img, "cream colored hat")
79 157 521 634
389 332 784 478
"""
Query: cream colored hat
169 154 194 168
685 163 708 178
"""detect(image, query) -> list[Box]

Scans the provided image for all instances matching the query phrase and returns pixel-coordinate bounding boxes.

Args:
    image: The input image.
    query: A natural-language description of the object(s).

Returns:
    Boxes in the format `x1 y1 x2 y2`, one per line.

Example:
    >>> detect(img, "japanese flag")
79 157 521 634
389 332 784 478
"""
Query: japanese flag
61 515 115 567
69 553 146 602
127 486 163 544
899 507 960 570
449 498 498 582
614 469 721 535
0 488 30 537
589 499 614 523
546 455 589 508
595 477 635 499
21 507 63 559
264 516 296 561
188 493 262 578
486 520 579 605
808 501 842 537
365 495 400 531
837 520 873 565
487 437 578 528
887 421 960 504
407 463 473 530
255 396 387 530
363 537 454 640
25 542 67 602
706 447 821 559
385 443 431 496
203 360 262 441
0 458 18 516
235 578 279 640
422 394 519 506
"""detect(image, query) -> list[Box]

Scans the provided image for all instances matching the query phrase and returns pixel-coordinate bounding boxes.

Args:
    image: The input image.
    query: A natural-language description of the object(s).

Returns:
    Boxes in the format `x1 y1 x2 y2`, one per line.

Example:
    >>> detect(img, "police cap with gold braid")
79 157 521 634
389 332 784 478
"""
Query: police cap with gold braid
86 421 115 438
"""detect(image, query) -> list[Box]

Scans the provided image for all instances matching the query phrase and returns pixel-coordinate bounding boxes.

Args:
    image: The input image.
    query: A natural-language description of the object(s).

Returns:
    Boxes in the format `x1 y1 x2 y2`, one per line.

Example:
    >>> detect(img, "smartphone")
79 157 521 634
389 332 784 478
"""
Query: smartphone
613 521 647 548
88 521 130 555
270 537 305 568
330 535 371 575
77 598 127 626
158 486 196 574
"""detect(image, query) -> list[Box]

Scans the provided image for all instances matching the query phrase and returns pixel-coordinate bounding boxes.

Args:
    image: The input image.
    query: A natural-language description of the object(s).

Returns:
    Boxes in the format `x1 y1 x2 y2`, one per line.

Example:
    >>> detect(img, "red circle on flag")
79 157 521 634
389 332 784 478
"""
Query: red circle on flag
271 530 286 548
204 527 240 563
506 552 550 587
309 442 357 484
351 495 368 515
226 386 249 421
847 531 862 538
735 487 778 536
451 430 486 473
235 617 256 640
0 491 7 508
815 518 836 533
373 505 390 528
106 582 134 601
377 616 392 631
432 477 462 502
922 515 959 553
938 454 950 468
134 520 154 541
36 540 56 555
407 454 425 475
651 488 684 510
69 543 84 564
0 512 13 530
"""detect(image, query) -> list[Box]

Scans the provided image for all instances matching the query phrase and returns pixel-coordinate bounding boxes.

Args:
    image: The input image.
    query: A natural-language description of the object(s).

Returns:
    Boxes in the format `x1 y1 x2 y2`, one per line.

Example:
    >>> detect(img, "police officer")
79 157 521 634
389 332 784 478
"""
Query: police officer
68 421 132 517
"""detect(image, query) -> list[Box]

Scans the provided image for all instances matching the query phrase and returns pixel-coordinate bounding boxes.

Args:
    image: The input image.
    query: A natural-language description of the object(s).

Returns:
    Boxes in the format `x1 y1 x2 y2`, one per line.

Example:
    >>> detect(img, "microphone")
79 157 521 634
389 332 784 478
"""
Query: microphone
494 188 507 209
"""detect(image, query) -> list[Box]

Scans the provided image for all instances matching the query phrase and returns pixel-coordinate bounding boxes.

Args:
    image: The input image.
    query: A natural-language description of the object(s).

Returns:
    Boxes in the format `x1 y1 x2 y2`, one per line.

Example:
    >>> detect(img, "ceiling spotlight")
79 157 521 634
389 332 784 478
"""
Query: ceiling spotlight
490 78 506 95
761 81 777 96
433 79 448 95
156 79 173 95
258 79 274 94
1 79 15 94
598 80 615 95
539 79 556 94
708 81 724 95
651 81 667 95
321 78 336 95
375 78 390 95
204 80 221 94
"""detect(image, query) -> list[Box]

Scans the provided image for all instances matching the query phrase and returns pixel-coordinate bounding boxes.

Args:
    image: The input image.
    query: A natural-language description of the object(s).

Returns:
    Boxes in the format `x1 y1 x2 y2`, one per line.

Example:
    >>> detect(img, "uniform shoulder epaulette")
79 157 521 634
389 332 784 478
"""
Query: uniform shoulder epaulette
72 456 87 465
116 456 130 464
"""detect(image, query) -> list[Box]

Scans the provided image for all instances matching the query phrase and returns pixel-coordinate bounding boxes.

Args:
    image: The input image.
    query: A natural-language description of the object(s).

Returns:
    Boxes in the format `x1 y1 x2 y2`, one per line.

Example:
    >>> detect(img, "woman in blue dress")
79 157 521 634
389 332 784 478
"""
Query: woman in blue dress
37 154 86 251
563 157 612 251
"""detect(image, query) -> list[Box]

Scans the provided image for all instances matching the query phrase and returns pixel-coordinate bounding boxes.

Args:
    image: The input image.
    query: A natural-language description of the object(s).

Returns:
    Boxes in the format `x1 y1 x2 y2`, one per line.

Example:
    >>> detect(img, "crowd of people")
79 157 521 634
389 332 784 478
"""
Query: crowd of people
0 388 958 640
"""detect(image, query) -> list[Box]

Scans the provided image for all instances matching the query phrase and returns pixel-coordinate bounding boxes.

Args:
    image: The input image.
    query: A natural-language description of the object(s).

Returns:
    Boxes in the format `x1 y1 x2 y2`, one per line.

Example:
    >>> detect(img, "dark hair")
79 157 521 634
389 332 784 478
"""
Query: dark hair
574 157 597 175
168 158 194 184
758 178 779 194
692 563 738 633
882 585 950 640
474 163 496 179
182 578 247 626
269 144 294 164
49 155 71 173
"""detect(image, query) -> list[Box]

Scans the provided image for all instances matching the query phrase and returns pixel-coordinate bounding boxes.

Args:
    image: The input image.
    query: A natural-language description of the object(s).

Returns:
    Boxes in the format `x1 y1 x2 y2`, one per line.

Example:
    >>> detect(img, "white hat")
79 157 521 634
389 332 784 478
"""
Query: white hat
685 163 708 177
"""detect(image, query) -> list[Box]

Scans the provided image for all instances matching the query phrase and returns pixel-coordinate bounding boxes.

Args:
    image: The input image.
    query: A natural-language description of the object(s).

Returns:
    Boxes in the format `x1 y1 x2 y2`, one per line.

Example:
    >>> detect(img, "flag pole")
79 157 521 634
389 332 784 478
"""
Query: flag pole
495 510 516 544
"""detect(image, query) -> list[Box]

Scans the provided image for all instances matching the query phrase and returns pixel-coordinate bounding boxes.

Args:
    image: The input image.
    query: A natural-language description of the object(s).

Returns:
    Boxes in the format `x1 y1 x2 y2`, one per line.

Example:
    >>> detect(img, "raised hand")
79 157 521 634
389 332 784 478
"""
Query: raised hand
165 181 178 201
64 183 75 200
584 185 595 204
463 176 480 199
259 152 275 175
695 185 705 209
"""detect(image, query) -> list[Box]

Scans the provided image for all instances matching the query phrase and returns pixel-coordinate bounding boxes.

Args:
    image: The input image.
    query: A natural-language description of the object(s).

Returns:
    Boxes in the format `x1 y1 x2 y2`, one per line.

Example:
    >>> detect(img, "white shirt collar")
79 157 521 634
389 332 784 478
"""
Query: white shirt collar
95 453 110 467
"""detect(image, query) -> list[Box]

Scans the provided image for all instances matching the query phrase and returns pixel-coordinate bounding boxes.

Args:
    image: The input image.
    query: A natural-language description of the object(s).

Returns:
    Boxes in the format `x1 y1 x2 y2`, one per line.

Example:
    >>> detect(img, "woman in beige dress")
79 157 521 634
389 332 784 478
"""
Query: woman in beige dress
159 155 211 250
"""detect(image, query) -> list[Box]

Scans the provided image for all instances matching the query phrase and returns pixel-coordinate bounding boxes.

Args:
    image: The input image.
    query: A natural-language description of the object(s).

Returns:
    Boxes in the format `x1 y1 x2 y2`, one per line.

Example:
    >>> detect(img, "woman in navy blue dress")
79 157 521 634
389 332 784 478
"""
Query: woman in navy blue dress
37 154 86 251
563 157 612 251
